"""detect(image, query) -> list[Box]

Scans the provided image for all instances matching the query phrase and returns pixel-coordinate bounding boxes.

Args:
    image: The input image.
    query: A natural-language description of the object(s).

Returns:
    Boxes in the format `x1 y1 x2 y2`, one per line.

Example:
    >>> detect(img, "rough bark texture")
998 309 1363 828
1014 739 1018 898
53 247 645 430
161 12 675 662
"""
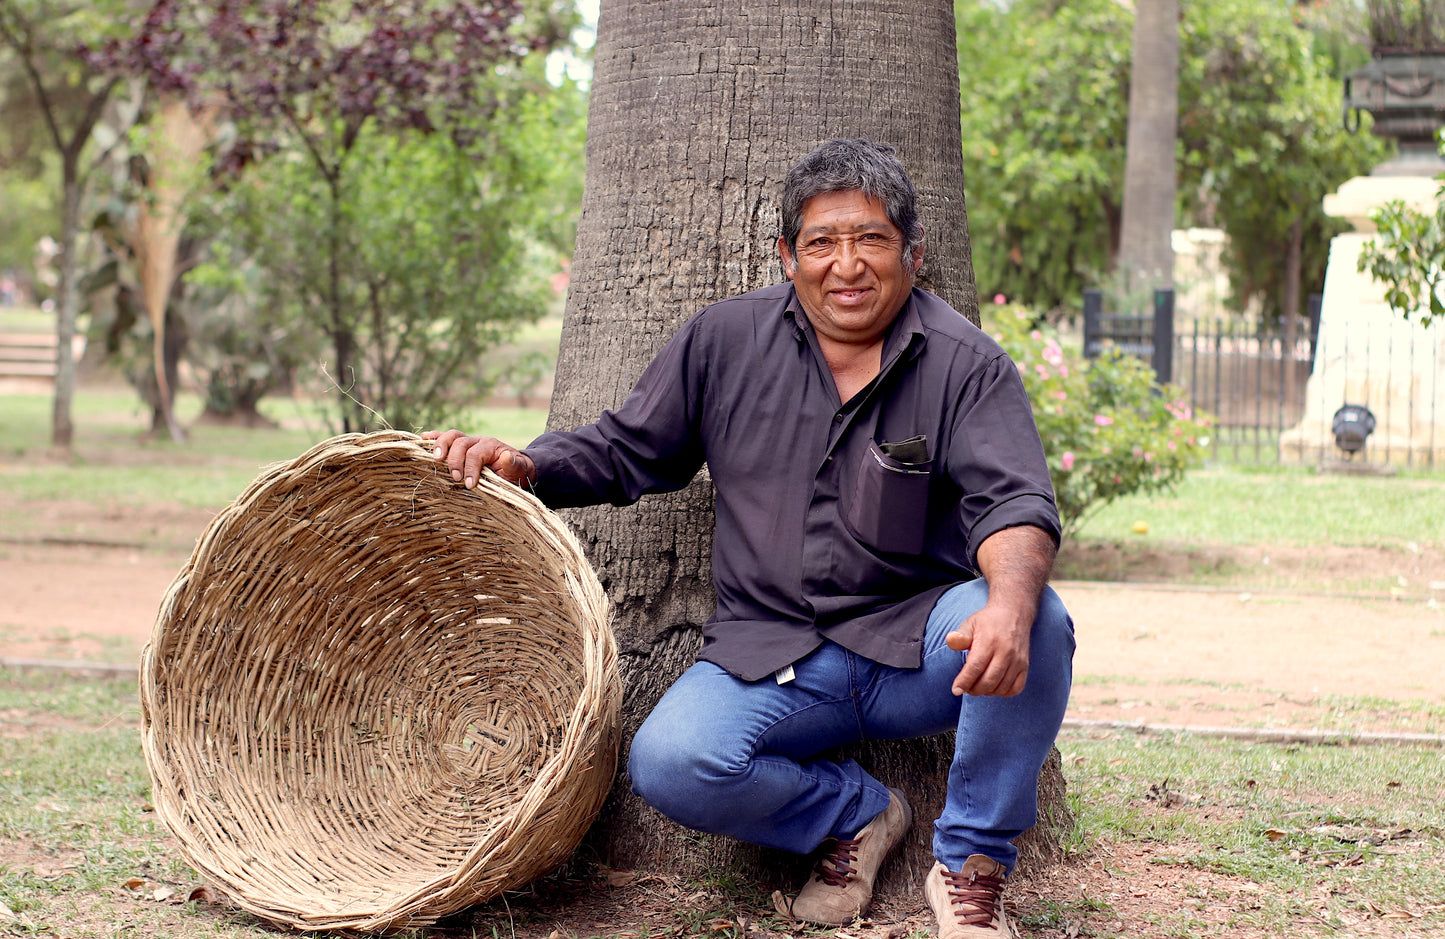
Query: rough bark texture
548 0 1070 897
1117 0 1180 290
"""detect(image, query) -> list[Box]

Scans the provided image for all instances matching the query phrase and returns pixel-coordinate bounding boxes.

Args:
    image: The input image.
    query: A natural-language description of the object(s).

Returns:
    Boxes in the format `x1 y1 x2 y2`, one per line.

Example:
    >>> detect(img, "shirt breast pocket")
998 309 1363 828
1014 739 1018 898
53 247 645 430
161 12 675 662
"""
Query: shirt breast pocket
846 437 932 555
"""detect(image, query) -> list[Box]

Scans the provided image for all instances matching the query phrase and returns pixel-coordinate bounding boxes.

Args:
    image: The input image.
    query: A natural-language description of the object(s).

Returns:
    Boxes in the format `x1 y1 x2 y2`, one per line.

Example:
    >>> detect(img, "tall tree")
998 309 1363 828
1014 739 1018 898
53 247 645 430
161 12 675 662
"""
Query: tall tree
0 0 136 450
957 0 1382 320
105 0 550 431
1117 0 1180 294
550 0 1069 891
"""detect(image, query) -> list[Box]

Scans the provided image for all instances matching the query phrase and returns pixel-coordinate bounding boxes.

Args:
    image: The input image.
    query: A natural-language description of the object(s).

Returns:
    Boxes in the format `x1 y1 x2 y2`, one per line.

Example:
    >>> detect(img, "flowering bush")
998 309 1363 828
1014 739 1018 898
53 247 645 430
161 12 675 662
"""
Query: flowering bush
985 305 1213 536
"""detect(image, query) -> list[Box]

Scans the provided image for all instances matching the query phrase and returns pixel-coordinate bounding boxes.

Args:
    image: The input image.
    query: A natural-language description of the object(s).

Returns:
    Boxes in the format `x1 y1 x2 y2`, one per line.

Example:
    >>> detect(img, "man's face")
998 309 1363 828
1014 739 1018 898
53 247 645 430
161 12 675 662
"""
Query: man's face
778 189 923 349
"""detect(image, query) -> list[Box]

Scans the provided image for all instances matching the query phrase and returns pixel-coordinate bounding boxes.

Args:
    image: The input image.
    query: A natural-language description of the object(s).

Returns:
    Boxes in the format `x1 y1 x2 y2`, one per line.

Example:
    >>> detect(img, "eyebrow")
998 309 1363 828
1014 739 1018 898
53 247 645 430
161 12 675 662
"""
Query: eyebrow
798 220 896 239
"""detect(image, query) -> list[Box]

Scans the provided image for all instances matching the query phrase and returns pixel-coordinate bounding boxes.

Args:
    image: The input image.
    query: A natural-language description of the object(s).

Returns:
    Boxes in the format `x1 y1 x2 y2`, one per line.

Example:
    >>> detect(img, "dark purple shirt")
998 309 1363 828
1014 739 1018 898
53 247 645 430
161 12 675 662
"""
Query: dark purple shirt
525 283 1060 681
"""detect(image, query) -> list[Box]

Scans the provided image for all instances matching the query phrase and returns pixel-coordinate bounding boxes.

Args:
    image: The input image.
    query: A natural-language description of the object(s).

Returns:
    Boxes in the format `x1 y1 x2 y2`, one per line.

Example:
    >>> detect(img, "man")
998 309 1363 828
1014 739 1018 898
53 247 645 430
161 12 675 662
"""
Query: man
426 139 1074 938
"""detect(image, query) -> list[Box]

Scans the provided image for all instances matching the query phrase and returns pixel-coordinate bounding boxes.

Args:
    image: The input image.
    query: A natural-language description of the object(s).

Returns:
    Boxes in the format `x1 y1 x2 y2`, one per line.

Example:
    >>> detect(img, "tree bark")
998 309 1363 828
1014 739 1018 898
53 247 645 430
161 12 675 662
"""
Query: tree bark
1116 0 1180 294
549 0 1069 897
51 154 84 452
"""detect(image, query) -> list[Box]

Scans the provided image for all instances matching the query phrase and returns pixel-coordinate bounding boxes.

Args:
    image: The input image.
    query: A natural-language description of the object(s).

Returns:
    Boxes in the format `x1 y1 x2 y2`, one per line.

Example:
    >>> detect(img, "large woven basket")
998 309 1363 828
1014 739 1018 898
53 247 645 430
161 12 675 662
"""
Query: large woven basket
140 430 619 934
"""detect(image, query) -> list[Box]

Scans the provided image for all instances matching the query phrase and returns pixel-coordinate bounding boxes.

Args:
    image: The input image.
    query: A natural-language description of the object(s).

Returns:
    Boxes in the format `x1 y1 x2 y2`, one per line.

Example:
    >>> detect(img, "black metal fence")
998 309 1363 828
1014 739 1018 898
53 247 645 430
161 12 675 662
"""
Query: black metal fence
1080 291 1340 465
1172 312 1319 464
1080 291 1442 468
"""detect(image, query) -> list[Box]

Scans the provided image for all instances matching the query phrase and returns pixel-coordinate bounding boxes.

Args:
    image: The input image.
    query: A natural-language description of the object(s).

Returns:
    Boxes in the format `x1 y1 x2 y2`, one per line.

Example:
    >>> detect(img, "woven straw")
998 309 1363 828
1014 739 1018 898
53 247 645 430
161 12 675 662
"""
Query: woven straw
140 430 619 934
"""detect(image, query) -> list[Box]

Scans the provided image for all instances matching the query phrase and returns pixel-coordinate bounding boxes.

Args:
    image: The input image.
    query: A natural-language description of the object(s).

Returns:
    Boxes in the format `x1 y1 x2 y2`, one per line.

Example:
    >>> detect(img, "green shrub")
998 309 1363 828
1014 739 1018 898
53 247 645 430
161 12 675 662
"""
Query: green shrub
985 305 1213 535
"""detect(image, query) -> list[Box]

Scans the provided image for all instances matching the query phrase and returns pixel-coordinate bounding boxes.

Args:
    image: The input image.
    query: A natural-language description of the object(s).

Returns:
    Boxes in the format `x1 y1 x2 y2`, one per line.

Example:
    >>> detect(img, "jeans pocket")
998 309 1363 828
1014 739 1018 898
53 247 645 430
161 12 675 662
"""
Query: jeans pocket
847 441 931 554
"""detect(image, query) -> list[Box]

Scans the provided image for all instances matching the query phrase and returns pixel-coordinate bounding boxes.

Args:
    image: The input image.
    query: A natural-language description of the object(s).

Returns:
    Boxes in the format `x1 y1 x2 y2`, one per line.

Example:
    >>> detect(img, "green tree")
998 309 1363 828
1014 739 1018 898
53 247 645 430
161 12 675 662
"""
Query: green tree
957 0 1131 314
956 0 1384 321
105 0 565 431
1179 0 1386 334
198 69 586 430
0 0 139 450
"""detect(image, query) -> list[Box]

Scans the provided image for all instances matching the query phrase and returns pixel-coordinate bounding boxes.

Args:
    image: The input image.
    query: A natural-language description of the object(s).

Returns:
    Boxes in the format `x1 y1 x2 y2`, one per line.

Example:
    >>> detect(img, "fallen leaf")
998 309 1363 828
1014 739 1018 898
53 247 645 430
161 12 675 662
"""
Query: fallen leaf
1264 829 1288 842
188 885 218 903
605 869 637 888
122 878 146 891
152 886 176 903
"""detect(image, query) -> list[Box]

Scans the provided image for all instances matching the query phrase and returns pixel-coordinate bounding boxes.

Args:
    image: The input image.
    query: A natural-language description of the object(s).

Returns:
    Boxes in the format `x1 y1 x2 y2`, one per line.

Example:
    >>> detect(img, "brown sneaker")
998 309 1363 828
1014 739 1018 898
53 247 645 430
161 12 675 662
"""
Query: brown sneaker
924 856 1014 938
773 787 913 925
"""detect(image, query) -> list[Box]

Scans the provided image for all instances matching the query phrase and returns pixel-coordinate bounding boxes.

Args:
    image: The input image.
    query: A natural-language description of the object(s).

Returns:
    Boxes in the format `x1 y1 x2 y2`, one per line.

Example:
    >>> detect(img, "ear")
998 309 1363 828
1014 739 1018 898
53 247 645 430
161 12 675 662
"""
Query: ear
910 229 926 272
778 236 797 280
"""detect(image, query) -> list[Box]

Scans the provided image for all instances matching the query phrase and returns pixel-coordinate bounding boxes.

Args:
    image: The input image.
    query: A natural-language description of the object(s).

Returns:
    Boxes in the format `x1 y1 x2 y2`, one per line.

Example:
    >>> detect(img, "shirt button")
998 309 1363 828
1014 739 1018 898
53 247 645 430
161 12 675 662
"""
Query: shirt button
833 414 844 423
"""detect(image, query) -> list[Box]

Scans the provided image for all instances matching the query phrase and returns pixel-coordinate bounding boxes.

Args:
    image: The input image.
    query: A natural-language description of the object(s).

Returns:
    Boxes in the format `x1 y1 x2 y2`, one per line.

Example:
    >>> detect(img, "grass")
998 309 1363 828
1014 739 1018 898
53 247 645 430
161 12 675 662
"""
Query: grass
1076 463 1445 548
0 386 550 513
1054 724 1445 937
3 667 1442 938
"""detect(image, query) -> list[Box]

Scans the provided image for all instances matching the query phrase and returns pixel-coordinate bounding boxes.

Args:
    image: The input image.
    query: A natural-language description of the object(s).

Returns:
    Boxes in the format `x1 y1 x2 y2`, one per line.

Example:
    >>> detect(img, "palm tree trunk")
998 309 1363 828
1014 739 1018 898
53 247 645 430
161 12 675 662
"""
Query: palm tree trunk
549 0 1067 895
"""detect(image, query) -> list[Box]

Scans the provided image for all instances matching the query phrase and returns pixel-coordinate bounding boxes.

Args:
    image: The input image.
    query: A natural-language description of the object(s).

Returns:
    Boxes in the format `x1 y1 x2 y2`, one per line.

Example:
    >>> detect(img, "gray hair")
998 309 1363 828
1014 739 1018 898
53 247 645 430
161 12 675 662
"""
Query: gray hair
780 139 923 264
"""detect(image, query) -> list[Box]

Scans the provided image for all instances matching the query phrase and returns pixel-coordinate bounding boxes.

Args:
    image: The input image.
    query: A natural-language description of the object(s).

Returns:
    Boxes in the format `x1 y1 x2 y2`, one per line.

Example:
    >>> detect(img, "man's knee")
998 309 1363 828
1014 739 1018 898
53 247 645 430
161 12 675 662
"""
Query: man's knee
627 707 741 823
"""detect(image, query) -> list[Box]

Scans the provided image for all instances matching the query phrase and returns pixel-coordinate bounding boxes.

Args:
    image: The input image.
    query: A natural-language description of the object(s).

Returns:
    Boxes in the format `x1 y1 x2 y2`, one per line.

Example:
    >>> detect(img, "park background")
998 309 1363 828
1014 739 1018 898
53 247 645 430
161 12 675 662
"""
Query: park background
2 0 1444 937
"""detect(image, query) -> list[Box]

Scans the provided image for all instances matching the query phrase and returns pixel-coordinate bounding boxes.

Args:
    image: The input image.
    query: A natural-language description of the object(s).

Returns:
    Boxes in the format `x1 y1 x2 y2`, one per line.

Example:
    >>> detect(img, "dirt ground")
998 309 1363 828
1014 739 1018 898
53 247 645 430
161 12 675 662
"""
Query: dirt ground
2 499 1442 734
2 498 1444 938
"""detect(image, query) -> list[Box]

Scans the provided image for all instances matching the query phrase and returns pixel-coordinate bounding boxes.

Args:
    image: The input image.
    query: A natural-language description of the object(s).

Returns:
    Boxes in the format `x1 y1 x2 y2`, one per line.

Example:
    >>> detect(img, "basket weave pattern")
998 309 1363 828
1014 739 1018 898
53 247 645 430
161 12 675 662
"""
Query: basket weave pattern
140 431 619 933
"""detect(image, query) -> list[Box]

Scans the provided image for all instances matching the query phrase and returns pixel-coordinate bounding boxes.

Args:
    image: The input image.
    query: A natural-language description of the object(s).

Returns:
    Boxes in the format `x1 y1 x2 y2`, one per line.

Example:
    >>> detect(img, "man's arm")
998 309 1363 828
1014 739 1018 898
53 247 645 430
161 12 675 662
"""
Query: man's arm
944 524 1057 697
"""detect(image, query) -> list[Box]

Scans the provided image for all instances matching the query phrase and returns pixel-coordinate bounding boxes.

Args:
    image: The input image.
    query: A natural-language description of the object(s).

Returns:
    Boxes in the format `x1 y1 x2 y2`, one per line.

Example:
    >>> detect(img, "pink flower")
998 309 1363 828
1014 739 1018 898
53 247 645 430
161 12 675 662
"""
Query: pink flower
1094 414 1114 426
1059 365 1069 377
994 293 1007 304
1054 390 1068 401
1061 451 1075 471
1042 339 1064 367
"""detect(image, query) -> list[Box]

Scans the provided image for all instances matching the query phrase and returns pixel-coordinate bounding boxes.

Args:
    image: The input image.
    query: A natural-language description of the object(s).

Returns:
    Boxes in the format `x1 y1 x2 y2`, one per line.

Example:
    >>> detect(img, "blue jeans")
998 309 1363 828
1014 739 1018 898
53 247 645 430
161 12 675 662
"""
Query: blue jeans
627 581 1075 873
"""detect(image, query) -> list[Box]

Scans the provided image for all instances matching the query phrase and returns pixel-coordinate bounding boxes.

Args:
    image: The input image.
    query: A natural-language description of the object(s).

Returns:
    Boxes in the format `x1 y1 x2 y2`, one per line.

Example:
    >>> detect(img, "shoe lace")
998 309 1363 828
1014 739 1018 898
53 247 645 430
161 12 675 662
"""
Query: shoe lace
811 836 861 887
941 868 1005 927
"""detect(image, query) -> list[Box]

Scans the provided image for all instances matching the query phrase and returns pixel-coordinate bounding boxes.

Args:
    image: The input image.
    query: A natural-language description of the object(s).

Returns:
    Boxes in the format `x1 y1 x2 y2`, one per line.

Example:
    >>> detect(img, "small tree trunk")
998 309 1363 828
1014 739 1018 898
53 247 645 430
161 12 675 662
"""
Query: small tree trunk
50 158 84 452
1117 0 1180 293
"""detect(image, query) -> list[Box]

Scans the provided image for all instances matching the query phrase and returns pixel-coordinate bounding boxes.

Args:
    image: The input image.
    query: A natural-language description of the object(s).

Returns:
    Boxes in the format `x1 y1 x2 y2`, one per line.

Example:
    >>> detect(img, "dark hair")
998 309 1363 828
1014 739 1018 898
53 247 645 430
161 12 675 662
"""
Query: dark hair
780 139 923 262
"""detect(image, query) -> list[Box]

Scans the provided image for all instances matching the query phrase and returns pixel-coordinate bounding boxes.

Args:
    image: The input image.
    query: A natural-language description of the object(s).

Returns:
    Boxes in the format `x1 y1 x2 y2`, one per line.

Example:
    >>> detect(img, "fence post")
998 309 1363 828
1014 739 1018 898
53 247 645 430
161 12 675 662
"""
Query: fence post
1082 289 1103 358
1307 293 1323 367
1152 288 1174 384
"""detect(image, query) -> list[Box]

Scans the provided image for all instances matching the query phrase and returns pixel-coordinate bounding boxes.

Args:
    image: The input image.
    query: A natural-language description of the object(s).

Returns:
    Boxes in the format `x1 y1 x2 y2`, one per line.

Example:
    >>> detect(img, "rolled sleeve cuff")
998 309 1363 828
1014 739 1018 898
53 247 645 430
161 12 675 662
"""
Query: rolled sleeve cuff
966 493 1062 570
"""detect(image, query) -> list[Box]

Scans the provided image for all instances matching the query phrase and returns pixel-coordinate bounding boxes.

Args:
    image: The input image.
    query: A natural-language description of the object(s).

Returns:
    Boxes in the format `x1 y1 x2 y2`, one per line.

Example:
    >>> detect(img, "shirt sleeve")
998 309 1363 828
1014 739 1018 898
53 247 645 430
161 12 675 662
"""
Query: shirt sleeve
945 351 1063 567
521 313 708 509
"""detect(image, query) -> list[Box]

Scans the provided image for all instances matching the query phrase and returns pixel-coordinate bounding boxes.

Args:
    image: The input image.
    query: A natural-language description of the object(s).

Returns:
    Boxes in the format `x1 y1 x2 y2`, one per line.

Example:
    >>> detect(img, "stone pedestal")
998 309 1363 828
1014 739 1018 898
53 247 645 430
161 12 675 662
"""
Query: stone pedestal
1278 174 1444 466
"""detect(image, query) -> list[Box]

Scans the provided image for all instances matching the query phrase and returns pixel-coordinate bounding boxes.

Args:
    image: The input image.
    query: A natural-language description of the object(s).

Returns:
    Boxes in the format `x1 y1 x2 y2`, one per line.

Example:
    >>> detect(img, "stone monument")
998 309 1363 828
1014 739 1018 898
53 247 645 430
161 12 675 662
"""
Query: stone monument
1279 48 1445 466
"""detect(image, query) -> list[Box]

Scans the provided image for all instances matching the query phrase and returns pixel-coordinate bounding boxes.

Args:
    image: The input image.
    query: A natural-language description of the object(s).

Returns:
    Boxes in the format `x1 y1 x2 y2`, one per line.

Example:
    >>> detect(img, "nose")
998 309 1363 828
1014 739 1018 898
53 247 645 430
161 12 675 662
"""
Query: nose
831 237 866 278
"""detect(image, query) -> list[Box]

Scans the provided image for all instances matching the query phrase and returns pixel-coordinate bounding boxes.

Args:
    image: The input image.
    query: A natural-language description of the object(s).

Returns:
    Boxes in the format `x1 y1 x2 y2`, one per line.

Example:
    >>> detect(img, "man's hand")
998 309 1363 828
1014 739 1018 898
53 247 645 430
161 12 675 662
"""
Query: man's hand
422 429 536 489
945 525 1057 698
946 603 1032 697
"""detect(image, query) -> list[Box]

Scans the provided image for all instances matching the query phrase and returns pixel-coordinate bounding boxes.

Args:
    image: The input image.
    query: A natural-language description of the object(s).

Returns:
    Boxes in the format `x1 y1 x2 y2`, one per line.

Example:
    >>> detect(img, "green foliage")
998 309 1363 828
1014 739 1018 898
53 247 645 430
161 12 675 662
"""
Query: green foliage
197 70 586 431
985 305 1212 536
1359 187 1445 327
1179 0 1387 322
955 0 1385 319
957 0 1131 314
